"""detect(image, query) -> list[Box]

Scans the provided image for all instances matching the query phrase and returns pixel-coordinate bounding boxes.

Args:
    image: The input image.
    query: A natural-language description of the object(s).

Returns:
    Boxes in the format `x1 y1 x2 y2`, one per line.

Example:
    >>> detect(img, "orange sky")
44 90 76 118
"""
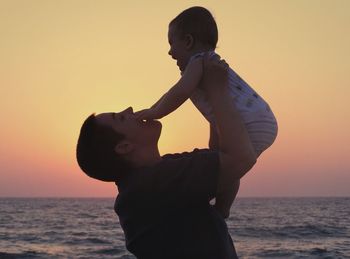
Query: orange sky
1 0 349 197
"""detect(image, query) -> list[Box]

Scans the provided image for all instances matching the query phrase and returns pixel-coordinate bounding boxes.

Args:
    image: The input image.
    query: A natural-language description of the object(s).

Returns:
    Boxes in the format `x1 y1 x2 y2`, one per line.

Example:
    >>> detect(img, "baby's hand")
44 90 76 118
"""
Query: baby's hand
135 108 159 120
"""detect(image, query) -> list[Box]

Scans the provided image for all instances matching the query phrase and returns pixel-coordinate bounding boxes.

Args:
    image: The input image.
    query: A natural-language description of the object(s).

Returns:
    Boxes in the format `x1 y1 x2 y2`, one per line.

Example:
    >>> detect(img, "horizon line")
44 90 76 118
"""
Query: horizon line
0 196 349 199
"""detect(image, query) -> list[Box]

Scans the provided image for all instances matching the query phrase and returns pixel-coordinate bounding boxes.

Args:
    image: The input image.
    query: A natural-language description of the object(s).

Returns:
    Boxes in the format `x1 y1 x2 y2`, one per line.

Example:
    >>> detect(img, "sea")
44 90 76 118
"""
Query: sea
0 197 349 259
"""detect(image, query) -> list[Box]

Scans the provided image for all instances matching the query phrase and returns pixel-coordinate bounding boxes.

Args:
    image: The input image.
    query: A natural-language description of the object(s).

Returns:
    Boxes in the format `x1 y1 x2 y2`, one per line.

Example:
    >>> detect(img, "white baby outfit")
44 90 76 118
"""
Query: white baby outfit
188 52 278 156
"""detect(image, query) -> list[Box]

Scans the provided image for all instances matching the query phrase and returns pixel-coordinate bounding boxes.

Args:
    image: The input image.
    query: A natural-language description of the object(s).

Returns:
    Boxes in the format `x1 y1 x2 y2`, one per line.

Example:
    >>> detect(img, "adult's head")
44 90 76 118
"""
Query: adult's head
168 6 218 71
76 107 162 182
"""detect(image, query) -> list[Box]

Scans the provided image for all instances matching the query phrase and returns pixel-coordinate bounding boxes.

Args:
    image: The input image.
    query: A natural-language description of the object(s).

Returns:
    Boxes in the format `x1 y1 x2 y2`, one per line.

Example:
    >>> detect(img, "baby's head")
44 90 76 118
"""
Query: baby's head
168 6 218 72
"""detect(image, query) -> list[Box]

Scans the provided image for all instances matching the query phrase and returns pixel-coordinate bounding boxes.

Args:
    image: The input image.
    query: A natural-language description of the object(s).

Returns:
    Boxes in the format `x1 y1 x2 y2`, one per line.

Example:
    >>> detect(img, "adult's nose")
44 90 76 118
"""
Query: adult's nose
125 107 133 114
121 107 133 116
168 48 173 57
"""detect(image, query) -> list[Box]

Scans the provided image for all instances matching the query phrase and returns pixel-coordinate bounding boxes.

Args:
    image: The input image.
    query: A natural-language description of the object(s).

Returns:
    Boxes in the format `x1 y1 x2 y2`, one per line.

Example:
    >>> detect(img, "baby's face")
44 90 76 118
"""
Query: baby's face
167 25 192 72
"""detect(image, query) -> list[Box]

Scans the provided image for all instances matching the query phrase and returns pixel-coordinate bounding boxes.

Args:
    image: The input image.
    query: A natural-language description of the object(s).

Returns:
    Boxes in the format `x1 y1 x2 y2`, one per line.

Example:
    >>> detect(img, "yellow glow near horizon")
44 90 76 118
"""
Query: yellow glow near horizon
1 0 349 197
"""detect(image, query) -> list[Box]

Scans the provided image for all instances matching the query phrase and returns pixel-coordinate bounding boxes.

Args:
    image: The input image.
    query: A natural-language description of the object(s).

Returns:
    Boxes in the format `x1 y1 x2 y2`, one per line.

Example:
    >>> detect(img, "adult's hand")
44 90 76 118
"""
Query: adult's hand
201 53 229 94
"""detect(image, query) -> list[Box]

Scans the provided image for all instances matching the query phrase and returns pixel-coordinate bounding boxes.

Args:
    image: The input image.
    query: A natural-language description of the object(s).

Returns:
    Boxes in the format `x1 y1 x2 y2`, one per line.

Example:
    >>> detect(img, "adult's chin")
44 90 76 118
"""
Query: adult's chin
153 120 162 131
177 61 184 72
156 123 162 141
153 120 162 137
144 119 162 131
146 120 162 144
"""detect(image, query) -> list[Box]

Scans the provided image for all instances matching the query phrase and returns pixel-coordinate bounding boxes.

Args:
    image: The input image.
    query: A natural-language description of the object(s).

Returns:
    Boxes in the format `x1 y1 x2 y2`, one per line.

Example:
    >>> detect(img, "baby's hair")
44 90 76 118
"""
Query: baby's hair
170 6 218 49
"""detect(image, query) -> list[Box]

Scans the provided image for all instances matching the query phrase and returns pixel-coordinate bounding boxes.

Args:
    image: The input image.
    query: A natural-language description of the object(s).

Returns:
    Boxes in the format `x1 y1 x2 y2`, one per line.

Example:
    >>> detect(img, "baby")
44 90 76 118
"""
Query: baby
136 6 278 217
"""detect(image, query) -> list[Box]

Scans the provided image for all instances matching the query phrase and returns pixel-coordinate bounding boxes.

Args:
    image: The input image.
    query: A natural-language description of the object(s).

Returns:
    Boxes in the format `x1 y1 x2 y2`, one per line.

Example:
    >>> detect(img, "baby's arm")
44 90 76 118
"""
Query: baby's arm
136 57 203 120
150 93 167 109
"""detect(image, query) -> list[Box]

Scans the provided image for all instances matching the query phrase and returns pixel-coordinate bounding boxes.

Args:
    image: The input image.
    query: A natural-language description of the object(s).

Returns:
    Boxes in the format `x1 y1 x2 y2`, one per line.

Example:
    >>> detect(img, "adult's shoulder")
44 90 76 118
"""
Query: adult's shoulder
161 148 220 178
162 148 217 159
160 148 220 201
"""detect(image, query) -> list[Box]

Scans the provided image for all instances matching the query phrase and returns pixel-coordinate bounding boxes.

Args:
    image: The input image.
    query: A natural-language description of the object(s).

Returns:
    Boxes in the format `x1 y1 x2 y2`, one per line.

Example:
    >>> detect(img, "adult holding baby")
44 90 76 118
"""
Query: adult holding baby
76 55 256 258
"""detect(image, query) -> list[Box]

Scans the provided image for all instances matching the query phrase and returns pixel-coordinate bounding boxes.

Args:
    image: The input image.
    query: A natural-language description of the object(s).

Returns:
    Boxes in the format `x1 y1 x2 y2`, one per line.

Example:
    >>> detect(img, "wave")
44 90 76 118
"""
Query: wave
1 197 348 259
63 237 111 245
232 223 348 239
0 251 46 259
92 247 124 255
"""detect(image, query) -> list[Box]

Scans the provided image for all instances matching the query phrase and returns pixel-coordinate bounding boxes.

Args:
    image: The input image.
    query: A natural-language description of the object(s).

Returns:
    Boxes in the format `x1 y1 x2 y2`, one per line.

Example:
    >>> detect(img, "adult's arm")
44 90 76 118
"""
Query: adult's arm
202 57 256 213
209 123 219 151
209 122 240 218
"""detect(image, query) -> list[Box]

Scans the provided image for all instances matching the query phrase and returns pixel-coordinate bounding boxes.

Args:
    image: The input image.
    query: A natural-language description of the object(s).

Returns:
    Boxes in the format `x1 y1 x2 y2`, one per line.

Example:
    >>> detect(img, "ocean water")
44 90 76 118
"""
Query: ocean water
0 197 349 259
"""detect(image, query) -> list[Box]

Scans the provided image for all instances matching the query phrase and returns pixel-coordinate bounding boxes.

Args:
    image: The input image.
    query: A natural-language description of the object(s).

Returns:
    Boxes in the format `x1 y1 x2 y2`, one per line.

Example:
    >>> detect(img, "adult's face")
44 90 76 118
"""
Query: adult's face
95 107 162 148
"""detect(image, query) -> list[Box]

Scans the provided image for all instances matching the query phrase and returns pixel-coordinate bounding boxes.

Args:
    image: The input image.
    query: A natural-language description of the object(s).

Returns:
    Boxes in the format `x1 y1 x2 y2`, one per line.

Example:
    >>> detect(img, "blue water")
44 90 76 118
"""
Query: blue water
0 197 349 258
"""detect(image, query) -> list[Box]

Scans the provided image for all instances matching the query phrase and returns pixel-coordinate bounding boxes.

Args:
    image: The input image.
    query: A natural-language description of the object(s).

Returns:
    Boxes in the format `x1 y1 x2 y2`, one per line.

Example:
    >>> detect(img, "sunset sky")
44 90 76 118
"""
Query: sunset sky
1 0 349 197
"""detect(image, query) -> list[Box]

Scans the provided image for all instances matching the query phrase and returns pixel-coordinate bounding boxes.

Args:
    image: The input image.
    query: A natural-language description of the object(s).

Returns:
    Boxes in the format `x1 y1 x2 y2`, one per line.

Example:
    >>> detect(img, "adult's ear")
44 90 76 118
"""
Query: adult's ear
114 140 134 155
185 34 194 50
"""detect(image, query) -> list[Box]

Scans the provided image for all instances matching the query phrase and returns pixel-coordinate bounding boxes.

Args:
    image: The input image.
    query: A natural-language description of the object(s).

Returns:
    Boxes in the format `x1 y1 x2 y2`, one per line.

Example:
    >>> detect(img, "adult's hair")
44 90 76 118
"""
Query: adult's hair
76 114 129 182
170 6 218 49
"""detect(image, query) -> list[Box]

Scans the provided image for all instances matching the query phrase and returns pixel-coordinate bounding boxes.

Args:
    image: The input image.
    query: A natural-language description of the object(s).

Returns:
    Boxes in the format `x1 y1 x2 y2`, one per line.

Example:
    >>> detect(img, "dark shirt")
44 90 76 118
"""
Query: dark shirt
114 149 238 259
